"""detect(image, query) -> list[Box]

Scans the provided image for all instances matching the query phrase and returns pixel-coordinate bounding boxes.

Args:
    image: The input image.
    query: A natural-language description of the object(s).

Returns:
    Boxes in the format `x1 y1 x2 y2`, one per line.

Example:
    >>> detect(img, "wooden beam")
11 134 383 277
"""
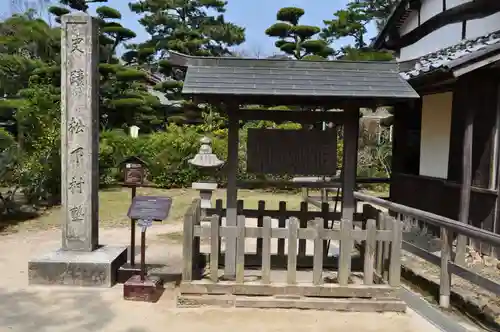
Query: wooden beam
342 108 360 220
455 92 474 266
228 109 346 123
224 108 239 279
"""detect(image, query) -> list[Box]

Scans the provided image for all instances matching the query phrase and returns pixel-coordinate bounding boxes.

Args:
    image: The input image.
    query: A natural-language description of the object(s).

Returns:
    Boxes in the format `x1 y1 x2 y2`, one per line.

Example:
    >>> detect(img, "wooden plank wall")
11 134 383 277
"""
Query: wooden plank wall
390 70 500 255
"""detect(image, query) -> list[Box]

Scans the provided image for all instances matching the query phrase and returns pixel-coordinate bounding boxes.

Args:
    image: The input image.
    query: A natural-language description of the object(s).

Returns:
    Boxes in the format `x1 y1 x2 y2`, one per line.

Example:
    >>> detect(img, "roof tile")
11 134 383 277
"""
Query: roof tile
400 30 500 80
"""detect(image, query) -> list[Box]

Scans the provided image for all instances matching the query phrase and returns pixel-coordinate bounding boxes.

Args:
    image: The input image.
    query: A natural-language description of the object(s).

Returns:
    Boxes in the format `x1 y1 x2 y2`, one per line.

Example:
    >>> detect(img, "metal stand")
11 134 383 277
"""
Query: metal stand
130 186 137 266
117 185 141 283
140 228 146 281
123 218 164 303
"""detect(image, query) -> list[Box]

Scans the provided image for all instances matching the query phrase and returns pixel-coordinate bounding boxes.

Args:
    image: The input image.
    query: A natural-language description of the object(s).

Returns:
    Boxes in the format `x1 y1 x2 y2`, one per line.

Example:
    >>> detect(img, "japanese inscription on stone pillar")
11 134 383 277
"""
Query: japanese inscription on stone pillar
61 13 99 251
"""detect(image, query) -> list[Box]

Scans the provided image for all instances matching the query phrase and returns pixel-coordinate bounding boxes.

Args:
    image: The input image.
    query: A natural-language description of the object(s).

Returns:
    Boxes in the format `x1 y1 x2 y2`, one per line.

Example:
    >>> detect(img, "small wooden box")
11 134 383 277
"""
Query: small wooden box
123 275 164 303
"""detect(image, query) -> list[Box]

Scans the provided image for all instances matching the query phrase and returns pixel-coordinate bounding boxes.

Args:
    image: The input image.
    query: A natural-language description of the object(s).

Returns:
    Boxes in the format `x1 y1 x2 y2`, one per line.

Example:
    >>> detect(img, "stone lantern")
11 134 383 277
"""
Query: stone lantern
188 136 224 212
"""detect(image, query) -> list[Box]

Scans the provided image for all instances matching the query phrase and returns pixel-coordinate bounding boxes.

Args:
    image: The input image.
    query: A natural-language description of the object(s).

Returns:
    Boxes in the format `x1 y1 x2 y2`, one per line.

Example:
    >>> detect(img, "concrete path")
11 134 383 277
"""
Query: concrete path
0 226 442 332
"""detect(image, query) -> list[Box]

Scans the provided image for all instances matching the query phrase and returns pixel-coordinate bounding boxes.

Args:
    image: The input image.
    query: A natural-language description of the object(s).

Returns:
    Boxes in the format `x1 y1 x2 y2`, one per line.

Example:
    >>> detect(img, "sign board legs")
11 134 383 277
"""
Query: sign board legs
117 186 141 283
130 186 137 266
123 219 164 303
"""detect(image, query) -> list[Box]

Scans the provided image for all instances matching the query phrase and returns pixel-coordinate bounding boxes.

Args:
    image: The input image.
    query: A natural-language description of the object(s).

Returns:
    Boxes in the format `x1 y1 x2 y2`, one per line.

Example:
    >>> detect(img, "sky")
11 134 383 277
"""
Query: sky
10 0 378 57
90 0 378 56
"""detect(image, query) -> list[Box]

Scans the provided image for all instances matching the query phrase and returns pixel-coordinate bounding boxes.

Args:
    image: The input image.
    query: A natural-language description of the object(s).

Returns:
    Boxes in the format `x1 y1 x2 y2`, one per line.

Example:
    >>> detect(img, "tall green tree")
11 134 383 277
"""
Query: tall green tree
128 0 246 123
321 0 393 60
266 7 334 60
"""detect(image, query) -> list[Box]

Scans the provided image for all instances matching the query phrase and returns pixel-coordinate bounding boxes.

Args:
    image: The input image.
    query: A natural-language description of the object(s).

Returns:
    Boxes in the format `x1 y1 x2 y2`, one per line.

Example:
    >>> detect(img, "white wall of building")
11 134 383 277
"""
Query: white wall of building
467 12 500 39
399 23 462 61
396 0 500 61
419 92 453 179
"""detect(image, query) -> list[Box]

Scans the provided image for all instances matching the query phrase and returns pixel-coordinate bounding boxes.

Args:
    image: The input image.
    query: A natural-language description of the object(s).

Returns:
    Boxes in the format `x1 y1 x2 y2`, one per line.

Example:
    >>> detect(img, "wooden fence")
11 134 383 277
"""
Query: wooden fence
355 191 500 309
179 198 406 312
206 199 362 266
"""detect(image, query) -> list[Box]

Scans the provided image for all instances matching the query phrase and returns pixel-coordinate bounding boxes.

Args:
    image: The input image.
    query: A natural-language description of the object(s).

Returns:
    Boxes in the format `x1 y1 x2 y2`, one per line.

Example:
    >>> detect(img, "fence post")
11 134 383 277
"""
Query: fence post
440 226 452 308
192 199 202 279
298 201 308 257
338 218 353 286
261 216 272 284
375 211 384 277
313 218 324 285
382 214 392 281
210 214 220 282
182 203 195 281
363 218 376 285
215 199 223 258
236 214 245 283
389 216 402 287
278 201 286 257
256 200 265 256
287 217 299 285
321 202 330 253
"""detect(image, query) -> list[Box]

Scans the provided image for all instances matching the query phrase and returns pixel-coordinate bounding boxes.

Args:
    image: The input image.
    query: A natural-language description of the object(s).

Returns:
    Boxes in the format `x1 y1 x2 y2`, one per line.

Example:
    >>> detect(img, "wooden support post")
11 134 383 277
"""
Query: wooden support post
440 227 452 308
456 101 474 266
342 108 359 221
224 112 239 278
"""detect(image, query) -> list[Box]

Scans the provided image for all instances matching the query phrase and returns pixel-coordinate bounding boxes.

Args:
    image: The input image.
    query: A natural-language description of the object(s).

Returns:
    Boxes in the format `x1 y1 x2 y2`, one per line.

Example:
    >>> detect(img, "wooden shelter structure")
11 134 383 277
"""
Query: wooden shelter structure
171 51 419 311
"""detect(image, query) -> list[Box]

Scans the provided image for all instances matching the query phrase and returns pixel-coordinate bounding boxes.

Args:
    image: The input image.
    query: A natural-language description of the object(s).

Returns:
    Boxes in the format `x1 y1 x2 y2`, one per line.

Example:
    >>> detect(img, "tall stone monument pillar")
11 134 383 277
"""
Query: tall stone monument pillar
28 13 127 287
60 12 99 252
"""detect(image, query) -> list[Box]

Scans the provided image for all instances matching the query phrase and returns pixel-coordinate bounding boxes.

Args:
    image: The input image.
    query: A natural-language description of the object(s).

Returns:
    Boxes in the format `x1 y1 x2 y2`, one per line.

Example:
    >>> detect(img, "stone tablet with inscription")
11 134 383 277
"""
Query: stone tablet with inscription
127 196 173 221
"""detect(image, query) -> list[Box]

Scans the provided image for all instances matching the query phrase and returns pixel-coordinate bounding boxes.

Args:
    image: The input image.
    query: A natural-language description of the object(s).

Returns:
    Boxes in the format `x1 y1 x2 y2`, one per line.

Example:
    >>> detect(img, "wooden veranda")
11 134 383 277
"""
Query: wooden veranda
170 51 420 311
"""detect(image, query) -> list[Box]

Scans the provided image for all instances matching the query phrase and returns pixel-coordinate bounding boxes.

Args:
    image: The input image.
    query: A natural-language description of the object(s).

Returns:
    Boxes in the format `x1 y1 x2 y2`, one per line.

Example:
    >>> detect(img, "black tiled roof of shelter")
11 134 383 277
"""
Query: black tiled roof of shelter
168 51 419 104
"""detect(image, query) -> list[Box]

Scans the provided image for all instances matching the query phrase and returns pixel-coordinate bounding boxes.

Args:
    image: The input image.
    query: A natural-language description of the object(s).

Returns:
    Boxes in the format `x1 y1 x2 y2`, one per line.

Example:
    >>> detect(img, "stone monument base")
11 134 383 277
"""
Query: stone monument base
28 245 127 287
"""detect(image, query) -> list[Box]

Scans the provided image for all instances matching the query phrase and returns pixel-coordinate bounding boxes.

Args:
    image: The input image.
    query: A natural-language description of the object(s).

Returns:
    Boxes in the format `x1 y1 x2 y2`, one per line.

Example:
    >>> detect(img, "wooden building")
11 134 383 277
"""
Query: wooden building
373 0 500 258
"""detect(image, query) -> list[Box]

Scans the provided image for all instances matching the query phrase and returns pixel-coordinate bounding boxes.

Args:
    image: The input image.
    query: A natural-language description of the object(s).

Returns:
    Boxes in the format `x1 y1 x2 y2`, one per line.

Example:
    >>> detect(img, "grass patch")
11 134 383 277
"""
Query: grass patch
0 188 310 234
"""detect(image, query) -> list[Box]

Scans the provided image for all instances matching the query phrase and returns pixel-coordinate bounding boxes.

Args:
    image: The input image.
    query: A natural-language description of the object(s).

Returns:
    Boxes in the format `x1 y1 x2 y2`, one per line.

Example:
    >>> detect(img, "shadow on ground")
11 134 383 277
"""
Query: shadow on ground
0 287 147 332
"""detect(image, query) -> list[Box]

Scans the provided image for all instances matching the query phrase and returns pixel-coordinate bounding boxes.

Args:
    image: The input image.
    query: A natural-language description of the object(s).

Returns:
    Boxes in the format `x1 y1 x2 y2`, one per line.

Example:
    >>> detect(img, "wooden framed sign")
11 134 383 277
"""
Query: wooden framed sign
247 128 337 176
121 156 147 186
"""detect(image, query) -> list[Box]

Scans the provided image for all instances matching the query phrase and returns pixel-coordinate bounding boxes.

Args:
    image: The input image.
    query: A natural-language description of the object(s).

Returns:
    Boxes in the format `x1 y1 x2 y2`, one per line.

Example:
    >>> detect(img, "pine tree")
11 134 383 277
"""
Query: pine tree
265 7 334 60
321 0 393 60
48 0 164 130
128 0 246 123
